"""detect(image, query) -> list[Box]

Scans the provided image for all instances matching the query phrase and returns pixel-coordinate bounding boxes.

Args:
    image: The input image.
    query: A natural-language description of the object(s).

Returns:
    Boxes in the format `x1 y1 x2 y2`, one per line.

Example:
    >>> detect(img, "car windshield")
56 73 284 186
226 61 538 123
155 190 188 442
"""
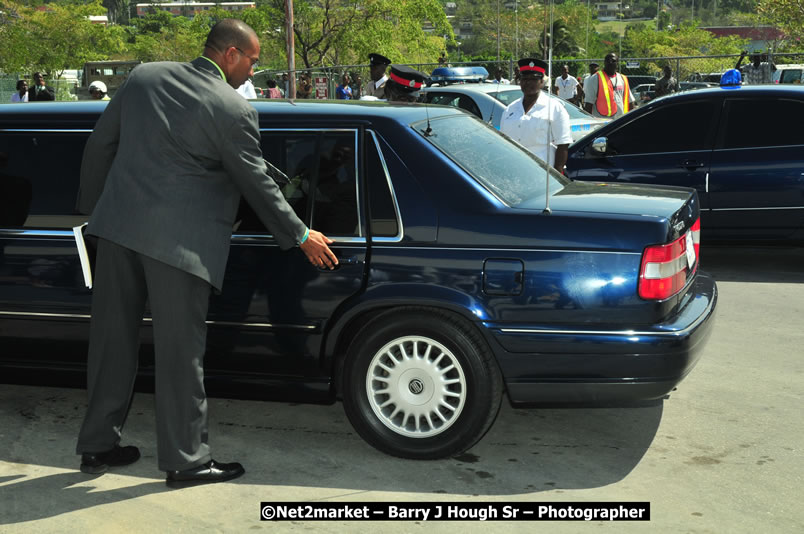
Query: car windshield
413 115 568 207
488 88 593 120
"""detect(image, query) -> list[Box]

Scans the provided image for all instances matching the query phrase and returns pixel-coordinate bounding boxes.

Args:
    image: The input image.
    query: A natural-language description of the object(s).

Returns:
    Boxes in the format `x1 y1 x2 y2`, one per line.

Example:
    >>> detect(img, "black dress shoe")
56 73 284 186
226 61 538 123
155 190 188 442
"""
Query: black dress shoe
165 460 245 487
80 445 141 474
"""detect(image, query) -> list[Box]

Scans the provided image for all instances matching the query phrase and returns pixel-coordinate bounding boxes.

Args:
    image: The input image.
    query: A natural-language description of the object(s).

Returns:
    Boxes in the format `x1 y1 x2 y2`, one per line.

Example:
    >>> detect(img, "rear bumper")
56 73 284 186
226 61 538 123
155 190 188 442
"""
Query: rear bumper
487 273 718 403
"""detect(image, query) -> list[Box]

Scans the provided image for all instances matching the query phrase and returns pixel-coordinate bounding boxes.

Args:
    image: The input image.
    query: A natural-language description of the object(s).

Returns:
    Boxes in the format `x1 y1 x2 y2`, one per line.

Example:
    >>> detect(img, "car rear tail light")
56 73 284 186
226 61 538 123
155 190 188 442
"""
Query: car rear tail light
690 218 700 261
639 218 700 300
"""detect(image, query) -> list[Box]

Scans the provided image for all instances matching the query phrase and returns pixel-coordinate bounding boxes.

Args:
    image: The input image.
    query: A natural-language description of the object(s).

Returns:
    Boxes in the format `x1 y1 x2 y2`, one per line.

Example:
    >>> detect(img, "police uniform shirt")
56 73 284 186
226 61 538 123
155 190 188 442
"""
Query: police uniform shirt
500 96 573 167
362 75 388 98
583 72 636 119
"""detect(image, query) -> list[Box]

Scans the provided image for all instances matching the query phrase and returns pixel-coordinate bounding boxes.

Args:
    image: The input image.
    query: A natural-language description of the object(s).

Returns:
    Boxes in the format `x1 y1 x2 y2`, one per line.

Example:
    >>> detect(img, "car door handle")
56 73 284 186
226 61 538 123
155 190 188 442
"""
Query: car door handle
317 255 360 271
679 160 705 170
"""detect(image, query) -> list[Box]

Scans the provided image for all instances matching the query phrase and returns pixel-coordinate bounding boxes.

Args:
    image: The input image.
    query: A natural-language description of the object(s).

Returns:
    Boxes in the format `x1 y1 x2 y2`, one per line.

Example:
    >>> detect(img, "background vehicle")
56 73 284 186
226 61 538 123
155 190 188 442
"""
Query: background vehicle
0 100 716 459
622 75 657 88
633 83 656 102
773 64 804 84
566 85 804 243
420 83 608 141
428 66 489 86
679 81 718 92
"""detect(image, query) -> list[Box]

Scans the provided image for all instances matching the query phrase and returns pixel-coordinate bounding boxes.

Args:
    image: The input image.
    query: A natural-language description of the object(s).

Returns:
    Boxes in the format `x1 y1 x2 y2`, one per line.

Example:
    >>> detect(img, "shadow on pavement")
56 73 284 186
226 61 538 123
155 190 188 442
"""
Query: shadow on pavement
0 472 167 524
701 245 804 283
0 384 663 525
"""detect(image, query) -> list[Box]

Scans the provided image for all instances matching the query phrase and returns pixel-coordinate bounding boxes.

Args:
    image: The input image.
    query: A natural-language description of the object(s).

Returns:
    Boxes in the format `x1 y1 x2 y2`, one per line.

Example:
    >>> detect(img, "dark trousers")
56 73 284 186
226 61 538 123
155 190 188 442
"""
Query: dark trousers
76 238 212 471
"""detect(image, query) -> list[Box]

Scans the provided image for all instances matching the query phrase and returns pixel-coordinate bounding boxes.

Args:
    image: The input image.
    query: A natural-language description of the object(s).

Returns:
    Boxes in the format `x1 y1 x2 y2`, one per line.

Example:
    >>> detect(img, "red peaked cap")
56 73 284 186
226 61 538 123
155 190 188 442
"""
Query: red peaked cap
518 58 547 78
388 65 427 92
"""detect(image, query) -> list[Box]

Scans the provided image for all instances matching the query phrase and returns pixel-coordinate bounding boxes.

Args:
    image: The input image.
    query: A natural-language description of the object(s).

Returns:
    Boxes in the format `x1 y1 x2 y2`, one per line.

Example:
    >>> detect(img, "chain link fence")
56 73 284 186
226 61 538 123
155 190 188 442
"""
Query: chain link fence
5 53 802 103
1 73 80 102
253 53 804 99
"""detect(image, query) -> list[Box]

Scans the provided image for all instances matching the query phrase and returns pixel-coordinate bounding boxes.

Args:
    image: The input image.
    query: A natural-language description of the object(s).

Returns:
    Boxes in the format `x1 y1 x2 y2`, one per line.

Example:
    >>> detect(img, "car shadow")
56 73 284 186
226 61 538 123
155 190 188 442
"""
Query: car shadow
0 385 663 524
701 245 804 283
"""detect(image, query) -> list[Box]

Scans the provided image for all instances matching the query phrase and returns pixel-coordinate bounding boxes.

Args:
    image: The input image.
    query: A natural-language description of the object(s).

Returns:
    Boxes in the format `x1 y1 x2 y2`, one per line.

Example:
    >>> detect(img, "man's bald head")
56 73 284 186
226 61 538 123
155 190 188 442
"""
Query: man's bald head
204 19 257 54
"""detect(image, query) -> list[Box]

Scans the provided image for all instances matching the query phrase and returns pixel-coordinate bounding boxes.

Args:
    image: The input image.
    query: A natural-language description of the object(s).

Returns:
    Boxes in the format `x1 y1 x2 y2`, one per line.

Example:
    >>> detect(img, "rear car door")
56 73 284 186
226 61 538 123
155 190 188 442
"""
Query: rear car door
707 95 804 240
0 126 94 370
205 128 369 381
568 97 720 224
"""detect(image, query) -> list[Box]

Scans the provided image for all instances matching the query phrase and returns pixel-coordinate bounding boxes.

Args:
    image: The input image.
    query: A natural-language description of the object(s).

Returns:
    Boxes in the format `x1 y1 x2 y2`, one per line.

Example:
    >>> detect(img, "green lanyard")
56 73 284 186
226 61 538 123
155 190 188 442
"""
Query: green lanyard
200 56 226 83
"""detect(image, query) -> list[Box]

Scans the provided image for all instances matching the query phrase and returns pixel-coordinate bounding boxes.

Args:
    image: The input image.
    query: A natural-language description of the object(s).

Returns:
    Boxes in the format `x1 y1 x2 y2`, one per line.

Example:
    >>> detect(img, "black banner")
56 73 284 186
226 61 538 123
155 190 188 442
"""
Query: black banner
259 501 650 521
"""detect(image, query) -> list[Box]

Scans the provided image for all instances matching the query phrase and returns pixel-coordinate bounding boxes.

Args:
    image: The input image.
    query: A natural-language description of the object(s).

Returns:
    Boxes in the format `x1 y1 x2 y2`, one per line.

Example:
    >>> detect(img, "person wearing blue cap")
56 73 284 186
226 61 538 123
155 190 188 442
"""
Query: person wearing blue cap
500 58 573 173
720 69 742 89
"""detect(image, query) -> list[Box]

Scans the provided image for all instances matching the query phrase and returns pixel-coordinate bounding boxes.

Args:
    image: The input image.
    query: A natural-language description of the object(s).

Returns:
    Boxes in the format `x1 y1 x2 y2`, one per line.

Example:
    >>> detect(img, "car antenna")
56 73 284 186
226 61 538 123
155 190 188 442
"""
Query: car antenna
543 0 555 215
489 65 503 128
423 74 433 136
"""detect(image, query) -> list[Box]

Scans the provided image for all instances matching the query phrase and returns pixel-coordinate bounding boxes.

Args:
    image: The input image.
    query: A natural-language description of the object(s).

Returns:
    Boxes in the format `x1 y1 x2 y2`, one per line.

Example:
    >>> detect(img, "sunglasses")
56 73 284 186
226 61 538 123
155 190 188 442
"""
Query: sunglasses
234 47 259 68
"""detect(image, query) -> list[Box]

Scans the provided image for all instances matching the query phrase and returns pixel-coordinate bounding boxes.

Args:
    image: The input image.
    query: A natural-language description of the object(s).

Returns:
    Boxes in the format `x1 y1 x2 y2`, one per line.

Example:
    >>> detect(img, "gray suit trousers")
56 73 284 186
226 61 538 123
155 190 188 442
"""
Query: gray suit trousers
76 238 212 471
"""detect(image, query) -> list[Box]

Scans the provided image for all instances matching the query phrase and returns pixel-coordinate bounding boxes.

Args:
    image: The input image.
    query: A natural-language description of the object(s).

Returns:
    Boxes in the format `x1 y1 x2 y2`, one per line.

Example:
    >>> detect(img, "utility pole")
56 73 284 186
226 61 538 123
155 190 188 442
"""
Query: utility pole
657 0 661 31
496 0 501 63
515 0 519 60
285 0 295 98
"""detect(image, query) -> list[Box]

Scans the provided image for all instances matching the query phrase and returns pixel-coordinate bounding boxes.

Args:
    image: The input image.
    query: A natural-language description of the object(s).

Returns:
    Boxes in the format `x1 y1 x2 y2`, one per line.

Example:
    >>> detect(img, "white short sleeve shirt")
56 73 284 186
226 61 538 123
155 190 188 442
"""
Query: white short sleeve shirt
555 75 579 100
500 96 573 167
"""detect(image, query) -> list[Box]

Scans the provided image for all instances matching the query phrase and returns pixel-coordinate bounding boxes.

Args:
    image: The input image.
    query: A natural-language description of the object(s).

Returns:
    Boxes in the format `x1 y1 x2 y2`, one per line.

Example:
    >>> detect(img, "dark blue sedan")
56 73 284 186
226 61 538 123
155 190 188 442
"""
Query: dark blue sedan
567 85 804 243
0 100 716 459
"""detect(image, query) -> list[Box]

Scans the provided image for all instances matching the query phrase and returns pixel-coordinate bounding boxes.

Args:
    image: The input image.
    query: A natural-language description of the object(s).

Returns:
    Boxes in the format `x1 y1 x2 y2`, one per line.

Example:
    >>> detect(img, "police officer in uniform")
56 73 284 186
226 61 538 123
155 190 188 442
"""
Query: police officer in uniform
384 65 427 103
500 58 572 173
362 53 391 98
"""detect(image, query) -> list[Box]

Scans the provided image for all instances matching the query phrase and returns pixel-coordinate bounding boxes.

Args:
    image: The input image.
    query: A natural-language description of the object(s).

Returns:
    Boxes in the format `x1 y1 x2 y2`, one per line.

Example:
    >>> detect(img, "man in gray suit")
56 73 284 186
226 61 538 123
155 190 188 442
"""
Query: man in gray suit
75 19 337 487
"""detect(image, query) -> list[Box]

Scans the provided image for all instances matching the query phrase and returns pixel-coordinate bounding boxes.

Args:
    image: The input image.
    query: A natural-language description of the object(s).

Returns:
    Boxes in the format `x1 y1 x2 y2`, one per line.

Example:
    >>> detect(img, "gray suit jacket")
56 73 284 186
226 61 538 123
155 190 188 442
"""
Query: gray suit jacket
78 58 307 290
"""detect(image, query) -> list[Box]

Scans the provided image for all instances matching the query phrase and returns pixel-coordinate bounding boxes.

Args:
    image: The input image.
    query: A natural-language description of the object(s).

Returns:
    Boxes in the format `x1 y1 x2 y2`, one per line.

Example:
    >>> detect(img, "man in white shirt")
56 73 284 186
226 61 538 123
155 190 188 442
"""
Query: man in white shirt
11 80 29 102
553 64 579 103
362 53 390 98
500 58 573 172
236 78 258 99
489 68 510 84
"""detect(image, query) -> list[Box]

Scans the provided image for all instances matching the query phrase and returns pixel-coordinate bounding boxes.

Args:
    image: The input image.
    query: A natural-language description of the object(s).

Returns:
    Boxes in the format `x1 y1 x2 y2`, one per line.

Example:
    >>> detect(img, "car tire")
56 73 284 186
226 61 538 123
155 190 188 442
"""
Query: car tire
342 308 503 459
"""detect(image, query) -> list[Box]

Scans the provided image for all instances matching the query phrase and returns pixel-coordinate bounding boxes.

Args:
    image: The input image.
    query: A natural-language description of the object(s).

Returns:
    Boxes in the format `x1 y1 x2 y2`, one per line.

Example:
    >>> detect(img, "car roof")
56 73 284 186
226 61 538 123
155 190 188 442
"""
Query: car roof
0 99 466 127
643 83 804 103
423 82 522 94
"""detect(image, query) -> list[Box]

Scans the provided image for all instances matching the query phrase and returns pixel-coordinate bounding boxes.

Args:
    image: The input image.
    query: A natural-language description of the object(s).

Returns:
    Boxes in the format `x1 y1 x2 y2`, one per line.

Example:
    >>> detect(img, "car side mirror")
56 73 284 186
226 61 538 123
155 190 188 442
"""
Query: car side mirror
591 137 608 155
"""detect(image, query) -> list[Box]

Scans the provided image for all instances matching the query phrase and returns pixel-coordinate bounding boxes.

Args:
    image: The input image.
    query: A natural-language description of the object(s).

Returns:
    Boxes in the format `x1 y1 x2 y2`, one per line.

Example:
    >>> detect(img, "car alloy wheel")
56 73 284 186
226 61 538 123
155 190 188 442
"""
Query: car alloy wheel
342 307 503 459
365 335 466 438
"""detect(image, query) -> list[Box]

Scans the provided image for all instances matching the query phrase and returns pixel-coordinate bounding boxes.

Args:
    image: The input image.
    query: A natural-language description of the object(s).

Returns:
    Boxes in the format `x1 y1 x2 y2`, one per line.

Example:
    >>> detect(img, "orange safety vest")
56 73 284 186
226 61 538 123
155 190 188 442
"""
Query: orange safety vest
595 71 630 117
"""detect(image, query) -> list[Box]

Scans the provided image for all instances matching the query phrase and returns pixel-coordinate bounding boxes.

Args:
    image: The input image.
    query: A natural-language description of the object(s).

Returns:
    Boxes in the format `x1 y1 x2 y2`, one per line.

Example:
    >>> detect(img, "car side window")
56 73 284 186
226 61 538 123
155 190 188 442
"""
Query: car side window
236 130 359 237
0 132 87 228
428 93 461 108
457 95 482 118
605 101 716 155
366 132 399 238
426 93 482 120
721 98 804 149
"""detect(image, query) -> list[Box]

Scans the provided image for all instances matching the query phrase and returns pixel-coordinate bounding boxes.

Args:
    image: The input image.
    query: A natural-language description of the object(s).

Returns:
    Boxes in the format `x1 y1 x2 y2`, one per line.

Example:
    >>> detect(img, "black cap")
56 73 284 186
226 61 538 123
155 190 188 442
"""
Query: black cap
388 65 427 93
589 62 599 67
369 53 392 66
517 58 547 78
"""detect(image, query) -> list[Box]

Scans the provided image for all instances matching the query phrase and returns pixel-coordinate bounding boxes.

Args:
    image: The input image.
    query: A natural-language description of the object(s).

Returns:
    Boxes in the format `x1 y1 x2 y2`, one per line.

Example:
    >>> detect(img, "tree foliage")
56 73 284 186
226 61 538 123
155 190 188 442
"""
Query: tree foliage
758 0 804 45
260 0 454 69
0 1 126 75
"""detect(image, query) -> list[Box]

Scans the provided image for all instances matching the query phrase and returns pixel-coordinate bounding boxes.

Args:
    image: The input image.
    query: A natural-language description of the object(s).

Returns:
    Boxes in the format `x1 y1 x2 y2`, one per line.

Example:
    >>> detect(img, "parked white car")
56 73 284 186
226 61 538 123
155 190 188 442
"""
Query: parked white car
420 83 608 142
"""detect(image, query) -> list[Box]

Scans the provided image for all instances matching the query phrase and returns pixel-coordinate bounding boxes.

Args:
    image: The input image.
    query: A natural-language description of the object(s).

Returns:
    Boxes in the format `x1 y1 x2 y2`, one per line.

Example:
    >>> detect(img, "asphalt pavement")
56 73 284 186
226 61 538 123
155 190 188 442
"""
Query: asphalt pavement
0 246 802 533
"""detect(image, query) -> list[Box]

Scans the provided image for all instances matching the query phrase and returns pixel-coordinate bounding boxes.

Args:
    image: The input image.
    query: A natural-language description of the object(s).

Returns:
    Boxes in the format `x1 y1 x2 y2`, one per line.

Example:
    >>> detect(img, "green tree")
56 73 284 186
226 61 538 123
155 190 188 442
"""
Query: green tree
128 9 210 62
260 0 453 68
0 1 126 75
758 0 804 48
